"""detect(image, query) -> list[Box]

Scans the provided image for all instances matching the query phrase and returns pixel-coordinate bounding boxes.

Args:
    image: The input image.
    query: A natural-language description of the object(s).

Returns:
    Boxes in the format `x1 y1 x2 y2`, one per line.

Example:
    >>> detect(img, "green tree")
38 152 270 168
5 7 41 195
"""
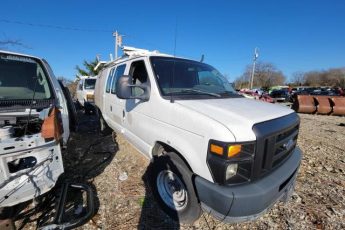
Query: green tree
75 58 99 77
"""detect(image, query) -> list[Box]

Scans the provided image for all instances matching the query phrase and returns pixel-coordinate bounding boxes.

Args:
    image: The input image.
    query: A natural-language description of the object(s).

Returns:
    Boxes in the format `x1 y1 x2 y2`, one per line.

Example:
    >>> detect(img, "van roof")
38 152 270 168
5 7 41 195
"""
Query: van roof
102 46 175 69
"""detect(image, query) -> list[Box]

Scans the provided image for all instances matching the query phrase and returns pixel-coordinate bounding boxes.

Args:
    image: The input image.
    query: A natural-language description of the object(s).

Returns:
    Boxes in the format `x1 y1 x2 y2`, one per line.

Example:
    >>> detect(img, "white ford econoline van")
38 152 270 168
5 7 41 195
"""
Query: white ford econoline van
94 47 301 223
76 76 97 114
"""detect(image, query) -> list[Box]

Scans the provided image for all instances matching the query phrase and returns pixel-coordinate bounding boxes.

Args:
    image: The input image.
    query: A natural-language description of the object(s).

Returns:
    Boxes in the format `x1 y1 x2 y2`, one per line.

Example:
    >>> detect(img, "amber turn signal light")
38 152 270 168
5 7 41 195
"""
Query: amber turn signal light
228 145 242 157
210 144 224 156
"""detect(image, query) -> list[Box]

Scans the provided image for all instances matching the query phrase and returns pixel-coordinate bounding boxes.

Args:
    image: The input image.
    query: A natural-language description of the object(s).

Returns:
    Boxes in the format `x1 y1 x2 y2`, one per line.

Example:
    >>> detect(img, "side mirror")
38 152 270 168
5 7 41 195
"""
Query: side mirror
116 75 150 101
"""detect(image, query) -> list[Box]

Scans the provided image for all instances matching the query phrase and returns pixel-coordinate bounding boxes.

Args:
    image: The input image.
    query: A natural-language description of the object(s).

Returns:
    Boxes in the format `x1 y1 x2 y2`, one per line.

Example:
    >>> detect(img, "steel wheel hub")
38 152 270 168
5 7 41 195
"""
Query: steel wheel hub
156 170 188 211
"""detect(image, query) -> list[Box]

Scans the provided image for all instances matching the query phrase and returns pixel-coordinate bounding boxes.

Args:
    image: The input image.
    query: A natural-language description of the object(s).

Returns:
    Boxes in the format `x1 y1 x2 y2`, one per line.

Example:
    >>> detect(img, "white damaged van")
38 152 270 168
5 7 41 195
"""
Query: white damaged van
0 51 71 209
94 47 302 223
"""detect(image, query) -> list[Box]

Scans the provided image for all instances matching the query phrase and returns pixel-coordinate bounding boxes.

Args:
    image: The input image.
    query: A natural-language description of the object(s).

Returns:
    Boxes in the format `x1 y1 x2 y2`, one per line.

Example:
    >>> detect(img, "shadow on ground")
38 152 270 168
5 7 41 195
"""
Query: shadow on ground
138 163 180 230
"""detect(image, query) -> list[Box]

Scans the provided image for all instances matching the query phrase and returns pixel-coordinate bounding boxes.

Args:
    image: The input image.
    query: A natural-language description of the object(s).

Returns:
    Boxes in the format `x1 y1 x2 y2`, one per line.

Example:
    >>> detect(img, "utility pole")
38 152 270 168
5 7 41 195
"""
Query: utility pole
250 47 259 89
112 31 123 59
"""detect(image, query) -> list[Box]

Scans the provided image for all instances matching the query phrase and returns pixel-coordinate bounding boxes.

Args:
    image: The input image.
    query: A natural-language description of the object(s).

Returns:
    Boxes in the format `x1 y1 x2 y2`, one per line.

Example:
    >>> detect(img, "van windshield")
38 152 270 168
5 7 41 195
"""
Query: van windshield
0 54 52 100
84 79 96 89
150 57 239 99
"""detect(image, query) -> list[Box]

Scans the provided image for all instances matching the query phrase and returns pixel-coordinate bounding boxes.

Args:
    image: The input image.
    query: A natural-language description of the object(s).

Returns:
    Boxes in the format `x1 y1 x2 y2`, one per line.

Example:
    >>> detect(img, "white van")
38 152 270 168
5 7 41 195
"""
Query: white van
76 76 97 113
0 51 72 209
94 47 302 223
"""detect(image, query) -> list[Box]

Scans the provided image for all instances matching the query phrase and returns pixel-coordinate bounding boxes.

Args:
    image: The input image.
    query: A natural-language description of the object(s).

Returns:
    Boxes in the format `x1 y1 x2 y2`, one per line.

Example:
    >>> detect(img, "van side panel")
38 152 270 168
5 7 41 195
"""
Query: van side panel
95 69 107 111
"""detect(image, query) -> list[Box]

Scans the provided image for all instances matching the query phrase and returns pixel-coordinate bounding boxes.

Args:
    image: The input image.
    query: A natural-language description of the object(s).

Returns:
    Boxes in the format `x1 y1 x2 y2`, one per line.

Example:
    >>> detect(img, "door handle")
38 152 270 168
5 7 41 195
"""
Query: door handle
110 106 112 111
122 110 125 118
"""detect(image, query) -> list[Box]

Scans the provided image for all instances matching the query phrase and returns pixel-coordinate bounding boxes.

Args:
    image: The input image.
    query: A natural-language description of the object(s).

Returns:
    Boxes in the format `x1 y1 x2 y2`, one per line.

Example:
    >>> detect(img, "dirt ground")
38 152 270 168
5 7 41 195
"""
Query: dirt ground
15 111 345 229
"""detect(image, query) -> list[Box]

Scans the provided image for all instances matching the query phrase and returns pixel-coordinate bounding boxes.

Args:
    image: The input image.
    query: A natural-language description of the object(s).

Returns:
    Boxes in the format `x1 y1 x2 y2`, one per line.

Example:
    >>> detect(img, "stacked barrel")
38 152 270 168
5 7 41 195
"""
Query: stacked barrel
292 95 345 116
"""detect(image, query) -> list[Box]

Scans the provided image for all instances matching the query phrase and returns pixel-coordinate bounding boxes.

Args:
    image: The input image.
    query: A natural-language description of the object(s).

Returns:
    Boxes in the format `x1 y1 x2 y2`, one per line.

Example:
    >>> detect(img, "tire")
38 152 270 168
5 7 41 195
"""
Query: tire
148 152 201 224
98 111 112 136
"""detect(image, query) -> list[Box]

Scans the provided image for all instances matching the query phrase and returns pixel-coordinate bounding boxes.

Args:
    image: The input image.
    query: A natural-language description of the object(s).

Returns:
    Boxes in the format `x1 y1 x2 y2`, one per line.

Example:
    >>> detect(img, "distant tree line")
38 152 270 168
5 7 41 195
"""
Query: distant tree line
290 68 345 88
234 61 345 89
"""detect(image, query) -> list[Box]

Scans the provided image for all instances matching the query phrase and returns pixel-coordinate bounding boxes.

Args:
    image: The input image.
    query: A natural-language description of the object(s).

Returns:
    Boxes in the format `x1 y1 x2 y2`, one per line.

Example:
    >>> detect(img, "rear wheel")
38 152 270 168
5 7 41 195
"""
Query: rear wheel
149 152 201 224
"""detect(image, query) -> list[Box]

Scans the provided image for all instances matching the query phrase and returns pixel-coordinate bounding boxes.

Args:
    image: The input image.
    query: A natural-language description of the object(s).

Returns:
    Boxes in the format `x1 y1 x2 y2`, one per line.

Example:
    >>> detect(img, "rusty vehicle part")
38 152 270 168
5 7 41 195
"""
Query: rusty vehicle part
314 96 332 115
331 97 345 116
292 95 316 114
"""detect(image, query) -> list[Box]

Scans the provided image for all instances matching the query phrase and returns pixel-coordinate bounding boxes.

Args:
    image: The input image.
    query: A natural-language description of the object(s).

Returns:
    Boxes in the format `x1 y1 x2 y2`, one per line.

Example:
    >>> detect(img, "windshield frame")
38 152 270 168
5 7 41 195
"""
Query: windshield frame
149 56 241 100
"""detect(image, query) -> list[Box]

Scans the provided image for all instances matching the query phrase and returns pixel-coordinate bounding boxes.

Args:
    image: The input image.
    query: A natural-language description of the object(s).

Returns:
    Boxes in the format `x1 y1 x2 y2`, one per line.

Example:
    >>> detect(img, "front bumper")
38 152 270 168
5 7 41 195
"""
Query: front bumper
0 135 64 207
195 147 302 223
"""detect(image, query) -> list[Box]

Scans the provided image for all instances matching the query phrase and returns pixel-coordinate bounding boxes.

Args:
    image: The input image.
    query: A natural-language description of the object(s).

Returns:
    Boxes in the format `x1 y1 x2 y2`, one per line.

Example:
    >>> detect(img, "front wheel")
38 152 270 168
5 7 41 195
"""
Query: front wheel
148 152 201 224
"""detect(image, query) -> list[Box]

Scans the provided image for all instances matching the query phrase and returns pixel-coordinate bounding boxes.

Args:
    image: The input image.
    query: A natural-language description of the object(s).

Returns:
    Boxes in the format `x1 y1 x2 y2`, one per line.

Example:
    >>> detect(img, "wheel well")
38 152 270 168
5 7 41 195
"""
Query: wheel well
152 142 193 172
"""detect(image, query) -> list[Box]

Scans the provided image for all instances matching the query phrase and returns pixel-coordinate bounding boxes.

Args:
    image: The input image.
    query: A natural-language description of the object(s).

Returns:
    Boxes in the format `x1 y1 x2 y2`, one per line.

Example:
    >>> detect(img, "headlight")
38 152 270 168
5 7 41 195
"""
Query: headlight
207 140 256 185
226 163 238 180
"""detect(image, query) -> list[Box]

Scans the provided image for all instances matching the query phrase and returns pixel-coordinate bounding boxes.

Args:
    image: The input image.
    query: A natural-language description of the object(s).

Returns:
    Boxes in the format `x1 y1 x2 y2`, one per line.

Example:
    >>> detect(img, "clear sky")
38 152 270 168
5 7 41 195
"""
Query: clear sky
1 0 344 81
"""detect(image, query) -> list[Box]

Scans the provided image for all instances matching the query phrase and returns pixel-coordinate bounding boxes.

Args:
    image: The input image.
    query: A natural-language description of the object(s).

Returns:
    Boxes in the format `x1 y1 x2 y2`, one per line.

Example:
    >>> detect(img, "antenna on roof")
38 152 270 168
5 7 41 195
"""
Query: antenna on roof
200 54 204 63
170 19 178 103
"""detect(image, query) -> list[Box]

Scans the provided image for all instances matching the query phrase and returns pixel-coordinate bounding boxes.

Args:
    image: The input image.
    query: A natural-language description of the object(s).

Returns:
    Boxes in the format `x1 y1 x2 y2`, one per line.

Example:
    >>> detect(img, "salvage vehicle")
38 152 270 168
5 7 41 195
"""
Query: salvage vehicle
76 76 97 114
94 47 302 223
270 89 290 103
0 51 92 229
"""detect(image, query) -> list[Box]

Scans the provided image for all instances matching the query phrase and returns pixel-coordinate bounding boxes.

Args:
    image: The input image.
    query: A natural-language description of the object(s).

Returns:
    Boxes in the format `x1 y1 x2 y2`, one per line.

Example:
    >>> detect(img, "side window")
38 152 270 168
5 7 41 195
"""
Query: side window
105 68 115 93
129 60 149 97
111 64 126 94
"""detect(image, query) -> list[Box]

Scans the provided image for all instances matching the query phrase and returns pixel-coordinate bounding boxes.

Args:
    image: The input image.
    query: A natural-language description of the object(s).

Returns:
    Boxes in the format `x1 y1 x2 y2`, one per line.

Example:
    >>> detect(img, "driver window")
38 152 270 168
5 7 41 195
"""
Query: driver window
129 60 149 96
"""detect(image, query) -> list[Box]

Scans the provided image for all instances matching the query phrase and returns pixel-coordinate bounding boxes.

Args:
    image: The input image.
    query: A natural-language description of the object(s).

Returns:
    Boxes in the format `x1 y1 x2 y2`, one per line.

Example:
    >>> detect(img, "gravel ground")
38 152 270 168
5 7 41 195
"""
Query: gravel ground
15 112 345 229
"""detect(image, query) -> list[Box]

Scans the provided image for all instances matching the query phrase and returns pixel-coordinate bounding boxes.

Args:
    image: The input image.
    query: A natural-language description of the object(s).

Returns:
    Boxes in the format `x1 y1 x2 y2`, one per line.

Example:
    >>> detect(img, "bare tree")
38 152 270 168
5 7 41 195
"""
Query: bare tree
291 71 305 86
303 68 345 87
235 61 286 89
57 76 78 98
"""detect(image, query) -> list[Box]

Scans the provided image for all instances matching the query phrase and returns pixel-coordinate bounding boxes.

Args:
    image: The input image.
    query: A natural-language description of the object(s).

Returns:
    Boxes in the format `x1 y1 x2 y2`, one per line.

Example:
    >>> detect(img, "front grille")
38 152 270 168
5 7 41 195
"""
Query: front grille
252 113 300 180
271 124 299 168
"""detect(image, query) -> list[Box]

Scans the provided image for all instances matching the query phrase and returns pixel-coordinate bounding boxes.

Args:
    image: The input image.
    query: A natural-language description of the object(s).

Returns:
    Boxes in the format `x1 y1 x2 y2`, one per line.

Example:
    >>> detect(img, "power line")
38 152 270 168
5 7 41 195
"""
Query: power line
0 18 113 33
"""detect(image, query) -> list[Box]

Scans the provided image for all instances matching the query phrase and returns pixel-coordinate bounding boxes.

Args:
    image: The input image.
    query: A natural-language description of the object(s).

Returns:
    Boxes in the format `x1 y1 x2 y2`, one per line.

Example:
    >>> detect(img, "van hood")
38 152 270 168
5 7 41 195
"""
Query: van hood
176 98 294 142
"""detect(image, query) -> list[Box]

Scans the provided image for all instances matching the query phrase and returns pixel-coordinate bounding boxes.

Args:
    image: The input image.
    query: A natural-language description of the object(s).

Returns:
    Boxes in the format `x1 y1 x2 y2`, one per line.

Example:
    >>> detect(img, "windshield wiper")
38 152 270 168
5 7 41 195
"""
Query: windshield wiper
180 89 221 98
